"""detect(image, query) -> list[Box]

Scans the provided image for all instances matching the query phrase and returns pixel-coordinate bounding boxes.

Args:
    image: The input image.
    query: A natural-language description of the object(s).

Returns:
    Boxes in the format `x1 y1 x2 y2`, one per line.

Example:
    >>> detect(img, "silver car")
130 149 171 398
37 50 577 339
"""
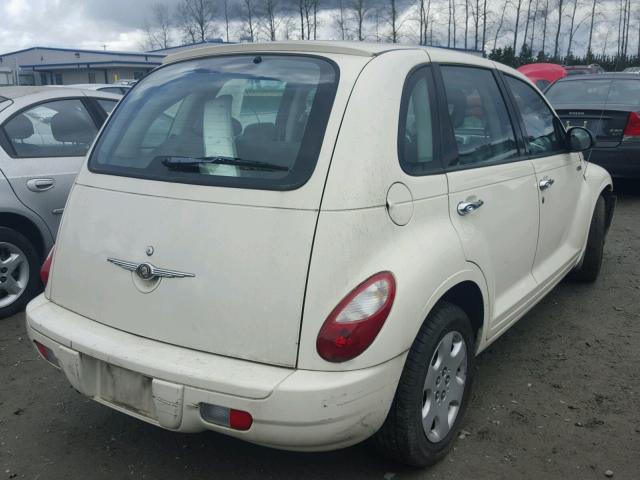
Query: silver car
0 87 120 317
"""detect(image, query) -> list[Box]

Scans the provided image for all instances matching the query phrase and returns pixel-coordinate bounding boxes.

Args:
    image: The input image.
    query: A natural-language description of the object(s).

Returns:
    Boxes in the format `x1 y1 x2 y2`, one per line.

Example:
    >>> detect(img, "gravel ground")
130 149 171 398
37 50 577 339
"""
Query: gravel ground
1 180 639 480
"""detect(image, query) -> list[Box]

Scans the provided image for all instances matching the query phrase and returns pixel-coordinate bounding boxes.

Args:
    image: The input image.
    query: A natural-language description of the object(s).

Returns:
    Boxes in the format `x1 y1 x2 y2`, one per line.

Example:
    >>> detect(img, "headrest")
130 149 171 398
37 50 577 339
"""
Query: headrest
5 114 34 140
447 88 467 128
50 110 95 144
242 123 276 142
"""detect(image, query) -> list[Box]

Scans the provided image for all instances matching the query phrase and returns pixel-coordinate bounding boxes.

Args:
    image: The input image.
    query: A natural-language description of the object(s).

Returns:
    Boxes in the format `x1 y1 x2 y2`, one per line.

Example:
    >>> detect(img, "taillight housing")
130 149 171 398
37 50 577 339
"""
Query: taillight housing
623 112 640 142
316 272 396 363
40 247 54 285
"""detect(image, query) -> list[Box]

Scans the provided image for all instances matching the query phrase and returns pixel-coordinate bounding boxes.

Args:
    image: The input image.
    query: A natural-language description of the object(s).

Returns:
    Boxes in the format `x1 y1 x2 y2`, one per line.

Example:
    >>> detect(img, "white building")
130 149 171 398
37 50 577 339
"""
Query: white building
0 46 164 86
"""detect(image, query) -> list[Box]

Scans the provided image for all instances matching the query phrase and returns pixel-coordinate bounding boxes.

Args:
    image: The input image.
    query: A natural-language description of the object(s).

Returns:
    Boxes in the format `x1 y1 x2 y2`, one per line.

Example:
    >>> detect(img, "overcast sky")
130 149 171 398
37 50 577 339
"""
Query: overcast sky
0 0 636 57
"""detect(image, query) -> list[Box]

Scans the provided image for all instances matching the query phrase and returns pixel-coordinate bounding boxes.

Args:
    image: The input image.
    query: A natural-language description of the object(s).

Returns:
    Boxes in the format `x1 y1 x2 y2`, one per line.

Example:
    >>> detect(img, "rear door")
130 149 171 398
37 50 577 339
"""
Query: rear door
0 97 102 236
438 65 540 333
504 75 584 283
49 53 348 368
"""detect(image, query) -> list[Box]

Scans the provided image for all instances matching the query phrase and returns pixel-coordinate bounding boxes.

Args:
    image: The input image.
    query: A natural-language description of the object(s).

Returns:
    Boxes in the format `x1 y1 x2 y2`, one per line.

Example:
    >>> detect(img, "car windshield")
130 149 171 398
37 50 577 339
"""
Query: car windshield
89 54 338 190
546 79 640 105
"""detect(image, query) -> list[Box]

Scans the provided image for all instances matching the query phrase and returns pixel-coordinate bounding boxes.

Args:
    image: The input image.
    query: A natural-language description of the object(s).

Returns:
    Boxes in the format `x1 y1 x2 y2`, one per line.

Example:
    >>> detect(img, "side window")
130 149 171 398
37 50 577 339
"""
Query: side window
505 76 565 156
96 99 118 115
399 68 437 174
441 66 519 167
3 99 98 158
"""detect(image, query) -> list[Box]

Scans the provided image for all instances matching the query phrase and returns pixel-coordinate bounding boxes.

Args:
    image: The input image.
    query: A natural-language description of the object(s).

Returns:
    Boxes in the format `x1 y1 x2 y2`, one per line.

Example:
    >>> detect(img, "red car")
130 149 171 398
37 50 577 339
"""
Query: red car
517 63 567 90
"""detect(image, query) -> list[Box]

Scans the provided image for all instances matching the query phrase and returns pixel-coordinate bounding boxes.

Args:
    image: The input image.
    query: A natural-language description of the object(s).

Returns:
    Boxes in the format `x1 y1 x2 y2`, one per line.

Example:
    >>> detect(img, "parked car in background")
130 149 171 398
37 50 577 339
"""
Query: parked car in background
564 64 605 75
517 62 567 90
26 42 613 467
0 87 120 317
622 66 640 73
55 83 130 95
546 73 640 178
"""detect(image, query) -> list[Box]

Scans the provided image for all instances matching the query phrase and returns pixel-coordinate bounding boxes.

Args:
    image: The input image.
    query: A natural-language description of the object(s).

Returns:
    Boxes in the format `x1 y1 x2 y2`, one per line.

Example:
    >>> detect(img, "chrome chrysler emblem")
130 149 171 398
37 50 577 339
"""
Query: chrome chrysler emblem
107 258 195 279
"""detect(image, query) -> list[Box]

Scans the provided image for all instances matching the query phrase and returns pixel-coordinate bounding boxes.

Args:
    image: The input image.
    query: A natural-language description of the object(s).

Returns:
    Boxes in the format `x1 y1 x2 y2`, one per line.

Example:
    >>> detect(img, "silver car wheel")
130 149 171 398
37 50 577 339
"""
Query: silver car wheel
0 242 30 309
421 331 467 443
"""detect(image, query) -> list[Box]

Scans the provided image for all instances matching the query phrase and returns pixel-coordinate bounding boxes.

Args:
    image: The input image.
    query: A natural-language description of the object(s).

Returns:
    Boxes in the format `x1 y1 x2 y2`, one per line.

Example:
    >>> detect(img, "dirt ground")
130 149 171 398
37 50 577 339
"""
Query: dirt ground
1 181 639 480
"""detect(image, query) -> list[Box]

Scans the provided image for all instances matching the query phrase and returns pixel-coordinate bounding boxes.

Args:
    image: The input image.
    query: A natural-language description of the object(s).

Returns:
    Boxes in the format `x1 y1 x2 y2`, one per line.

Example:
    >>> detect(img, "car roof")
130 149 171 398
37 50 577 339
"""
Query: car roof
163 40 488 65
554 73 639 82
68 83 126 89
0 86 59 99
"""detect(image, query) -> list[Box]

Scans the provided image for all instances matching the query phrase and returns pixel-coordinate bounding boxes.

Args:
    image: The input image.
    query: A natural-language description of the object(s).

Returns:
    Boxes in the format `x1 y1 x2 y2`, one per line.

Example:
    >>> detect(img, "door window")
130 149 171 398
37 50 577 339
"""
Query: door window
3 99 98 158
505 76 565 156
441 66 519 168
96 99 118 115
398 68 438 174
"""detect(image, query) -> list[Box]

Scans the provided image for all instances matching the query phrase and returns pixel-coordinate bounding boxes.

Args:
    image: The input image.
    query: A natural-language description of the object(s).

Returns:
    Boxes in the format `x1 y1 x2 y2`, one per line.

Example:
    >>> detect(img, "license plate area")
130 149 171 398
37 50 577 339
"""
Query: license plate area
98 362 156 419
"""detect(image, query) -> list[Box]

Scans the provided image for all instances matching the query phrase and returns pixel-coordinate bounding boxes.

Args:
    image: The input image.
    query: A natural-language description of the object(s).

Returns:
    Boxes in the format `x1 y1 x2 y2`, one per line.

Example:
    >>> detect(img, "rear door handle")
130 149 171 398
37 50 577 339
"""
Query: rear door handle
26 178 55 192
457 199 484 216
539 178 555 191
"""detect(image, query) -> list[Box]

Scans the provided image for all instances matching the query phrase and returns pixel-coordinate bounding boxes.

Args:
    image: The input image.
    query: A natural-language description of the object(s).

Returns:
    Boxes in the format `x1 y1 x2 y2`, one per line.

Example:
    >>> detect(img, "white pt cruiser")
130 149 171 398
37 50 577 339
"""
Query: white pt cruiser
26 42 615 466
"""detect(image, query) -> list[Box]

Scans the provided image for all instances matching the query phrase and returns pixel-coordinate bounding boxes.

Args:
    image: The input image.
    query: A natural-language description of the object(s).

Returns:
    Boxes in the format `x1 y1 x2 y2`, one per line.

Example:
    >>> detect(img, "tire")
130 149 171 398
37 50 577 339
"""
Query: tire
0 227 41 319
373 302 475 467
571 196 605 283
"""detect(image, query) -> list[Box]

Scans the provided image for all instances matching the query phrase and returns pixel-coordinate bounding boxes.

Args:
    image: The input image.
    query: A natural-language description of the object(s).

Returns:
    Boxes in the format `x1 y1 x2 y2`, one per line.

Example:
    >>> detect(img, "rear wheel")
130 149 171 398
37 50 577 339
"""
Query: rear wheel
571 196 605 283
373 302 475 467
0 227 41 319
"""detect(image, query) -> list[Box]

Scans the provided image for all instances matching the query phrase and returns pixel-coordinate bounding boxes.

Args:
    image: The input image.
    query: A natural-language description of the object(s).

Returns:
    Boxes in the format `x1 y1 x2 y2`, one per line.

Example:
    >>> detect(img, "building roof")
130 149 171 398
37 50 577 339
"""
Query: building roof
0 46 164 59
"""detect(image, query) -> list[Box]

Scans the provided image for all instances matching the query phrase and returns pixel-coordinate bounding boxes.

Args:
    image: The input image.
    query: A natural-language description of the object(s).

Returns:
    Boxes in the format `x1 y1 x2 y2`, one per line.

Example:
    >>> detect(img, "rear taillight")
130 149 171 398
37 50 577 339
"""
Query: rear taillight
316 272 396 363
40 247 54 285
199 403 253 431
33 340 59 367
623 112 640 141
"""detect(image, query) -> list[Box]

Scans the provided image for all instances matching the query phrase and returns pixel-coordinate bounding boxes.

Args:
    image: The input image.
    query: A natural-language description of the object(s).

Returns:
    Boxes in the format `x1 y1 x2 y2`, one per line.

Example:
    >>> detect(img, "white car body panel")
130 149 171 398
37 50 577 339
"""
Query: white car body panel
25 42 614 451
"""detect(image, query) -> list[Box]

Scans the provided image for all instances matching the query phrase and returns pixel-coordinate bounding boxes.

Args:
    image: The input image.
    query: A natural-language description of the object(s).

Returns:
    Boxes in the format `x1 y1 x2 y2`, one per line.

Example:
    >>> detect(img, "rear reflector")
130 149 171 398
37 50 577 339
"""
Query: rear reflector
199 403 253 431
40 247 54 286
33 340 59 368
623 112 640 142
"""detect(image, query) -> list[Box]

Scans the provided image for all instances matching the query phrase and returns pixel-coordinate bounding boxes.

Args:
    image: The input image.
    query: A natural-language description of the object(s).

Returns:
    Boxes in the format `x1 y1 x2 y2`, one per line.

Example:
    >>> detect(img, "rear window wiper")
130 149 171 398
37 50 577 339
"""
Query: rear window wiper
158 155 289 172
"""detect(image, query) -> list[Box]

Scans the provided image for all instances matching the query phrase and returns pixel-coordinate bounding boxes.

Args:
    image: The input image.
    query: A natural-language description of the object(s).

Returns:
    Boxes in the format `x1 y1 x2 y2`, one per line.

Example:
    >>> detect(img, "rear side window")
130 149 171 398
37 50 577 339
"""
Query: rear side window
89 55 339 190
399 67 438 175
441 66 518 168
546 79 640 106
505 76 565 156
2 99 98 158
97 99 118 115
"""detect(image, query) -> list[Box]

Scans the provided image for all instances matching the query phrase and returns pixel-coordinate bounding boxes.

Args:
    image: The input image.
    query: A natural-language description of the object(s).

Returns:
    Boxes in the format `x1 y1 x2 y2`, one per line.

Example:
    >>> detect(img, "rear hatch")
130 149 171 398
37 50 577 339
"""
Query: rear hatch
546 77 640 148
48 52 346 367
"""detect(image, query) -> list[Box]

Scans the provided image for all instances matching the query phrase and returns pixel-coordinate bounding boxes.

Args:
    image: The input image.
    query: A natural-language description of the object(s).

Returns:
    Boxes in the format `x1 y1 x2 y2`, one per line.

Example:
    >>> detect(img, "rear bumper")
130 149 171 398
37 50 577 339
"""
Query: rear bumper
588 145 640 178
25 294 405 451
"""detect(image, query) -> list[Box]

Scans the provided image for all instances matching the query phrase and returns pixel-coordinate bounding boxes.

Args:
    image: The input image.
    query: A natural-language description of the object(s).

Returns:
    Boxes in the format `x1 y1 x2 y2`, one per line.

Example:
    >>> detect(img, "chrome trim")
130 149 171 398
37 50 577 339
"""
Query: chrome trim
107 258 195 279
457 199 484 216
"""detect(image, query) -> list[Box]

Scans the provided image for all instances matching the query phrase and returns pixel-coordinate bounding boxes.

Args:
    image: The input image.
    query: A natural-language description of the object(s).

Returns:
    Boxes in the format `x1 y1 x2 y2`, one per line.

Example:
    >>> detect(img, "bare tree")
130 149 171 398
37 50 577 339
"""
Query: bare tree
540 0 549 53
333 0 349 39
241 0 258 41
552 0 566 58
529 0 539 51
464 0 469 49
178 0 216 43
522 0 532 51
222 0 230 42
143 2 173 50
473 0 480 49
586 0 600 57
481 0 488 51
262 0 280 40
566 0 588 57
295 0 305 39
447 0 452 47
387 0 399 43
512 0 524 52
351 0 369 41
492 0 509 50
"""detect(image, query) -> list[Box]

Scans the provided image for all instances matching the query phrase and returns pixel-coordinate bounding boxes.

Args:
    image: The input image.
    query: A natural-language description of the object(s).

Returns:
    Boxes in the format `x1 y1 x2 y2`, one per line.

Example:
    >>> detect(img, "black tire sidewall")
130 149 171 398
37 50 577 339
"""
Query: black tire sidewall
0 227 41 319
410 306 476 463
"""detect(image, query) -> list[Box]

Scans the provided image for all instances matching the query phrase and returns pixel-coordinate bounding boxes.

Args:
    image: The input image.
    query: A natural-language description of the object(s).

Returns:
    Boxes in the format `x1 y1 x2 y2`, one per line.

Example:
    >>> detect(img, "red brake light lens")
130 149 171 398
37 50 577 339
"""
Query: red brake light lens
316 272 396 363
623 111 640 140
40 247 54 286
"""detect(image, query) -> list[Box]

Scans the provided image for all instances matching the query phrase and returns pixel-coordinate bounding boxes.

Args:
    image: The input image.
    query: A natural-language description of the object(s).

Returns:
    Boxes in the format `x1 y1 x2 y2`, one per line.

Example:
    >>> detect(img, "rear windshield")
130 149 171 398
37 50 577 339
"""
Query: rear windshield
89 55 338 190
546 79 640 105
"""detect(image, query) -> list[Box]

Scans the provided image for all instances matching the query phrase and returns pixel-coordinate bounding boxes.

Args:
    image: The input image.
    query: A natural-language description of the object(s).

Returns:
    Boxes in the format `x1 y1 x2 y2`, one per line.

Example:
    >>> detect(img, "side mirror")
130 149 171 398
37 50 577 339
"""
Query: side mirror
566 126 595 152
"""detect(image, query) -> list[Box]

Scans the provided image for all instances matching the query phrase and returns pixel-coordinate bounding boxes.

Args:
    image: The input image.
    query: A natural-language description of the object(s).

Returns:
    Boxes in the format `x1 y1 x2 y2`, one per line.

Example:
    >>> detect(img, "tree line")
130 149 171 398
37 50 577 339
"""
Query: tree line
144 0 640 69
